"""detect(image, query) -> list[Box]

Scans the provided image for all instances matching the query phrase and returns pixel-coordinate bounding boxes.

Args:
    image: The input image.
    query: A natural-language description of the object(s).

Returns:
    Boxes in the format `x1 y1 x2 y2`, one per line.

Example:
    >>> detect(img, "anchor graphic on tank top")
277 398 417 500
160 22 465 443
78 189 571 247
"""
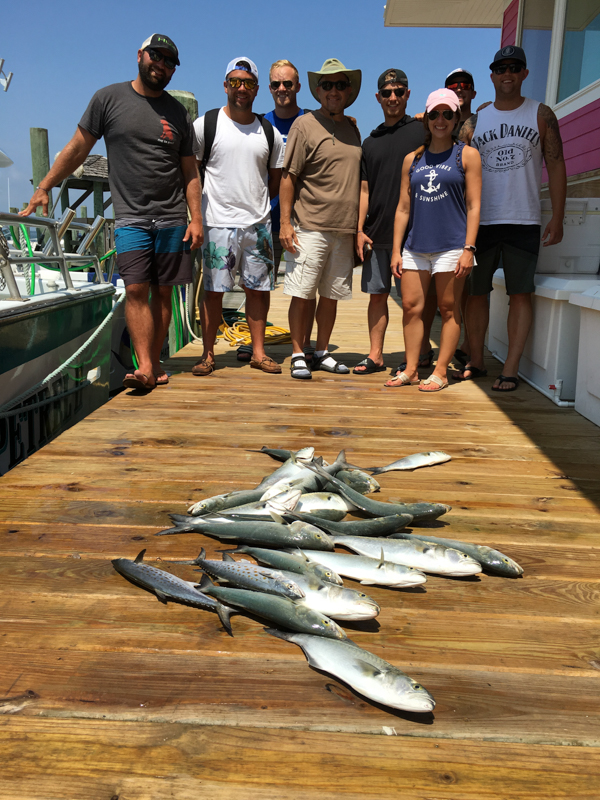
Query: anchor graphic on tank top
421 169 440 194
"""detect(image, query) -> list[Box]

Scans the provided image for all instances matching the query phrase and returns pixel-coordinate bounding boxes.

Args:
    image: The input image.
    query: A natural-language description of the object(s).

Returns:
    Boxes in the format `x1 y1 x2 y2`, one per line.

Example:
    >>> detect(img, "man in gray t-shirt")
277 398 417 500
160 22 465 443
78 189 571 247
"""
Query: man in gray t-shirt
21 34 203 392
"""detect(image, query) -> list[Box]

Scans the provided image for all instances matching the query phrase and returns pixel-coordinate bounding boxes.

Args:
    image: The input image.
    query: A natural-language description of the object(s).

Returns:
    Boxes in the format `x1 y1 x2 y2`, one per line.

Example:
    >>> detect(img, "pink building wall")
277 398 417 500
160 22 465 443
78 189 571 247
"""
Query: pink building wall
500 0 600 182
501 0 519 47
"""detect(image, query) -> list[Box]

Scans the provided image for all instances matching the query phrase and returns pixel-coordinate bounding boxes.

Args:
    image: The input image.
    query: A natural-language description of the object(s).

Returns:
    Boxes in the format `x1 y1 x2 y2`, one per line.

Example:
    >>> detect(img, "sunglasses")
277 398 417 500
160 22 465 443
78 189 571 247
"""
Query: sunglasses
446 82 473 91
145 48 177 70
228 77 257 90
427 108 456 121
317 80 351 91
270 80 294 90
492 63 524 75
379 87 406 98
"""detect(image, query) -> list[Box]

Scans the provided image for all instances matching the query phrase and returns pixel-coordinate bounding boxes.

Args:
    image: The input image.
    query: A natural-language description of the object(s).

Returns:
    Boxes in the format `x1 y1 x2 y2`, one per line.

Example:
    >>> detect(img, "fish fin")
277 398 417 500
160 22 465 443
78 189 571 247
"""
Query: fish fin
268 507 285 524
134 549 146 563
264 627 298 643
197 574 215 594
359 580 376 585
217 546 245 555
222 552 236 562
154 526 186 536
217 603 234 636
378 548 385 568
353 658 384 678
366 467 384 475
155 589 168 604
169 513 195 523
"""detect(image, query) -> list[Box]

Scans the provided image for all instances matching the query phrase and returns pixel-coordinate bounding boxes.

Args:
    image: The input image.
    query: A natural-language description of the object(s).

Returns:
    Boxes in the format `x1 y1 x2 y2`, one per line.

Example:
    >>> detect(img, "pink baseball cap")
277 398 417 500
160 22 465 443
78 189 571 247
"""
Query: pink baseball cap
425 88 460 113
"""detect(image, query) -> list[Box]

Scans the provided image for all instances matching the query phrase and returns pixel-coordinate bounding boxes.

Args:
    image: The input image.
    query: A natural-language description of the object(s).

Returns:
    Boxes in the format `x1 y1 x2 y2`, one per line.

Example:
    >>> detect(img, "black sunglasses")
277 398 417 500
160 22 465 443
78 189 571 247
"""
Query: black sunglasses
317 80 351 91
379 87 406 98
492 63 524 75
427 108 455 121
145 48 177 70
270 80 294 90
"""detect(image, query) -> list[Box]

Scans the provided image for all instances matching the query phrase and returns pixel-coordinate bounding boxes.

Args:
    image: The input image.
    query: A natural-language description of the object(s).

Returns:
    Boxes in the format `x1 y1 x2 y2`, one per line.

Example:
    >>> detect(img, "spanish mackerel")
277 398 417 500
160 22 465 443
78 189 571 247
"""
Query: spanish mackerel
333 535 482 576
157 516 335 550
267 629 435 712
195 552 305 599
226 545 343 586
282 509 413 537
296 549 427 588
198 576 347 639
275 569 380 620
390 533 523 577
307 461 451 524
368 451 452 475
111 550 234 634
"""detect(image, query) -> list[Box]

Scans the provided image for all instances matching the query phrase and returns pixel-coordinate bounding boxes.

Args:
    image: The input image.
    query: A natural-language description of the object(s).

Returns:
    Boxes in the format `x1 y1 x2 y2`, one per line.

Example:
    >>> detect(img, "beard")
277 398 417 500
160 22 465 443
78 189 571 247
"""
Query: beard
138 59 172 92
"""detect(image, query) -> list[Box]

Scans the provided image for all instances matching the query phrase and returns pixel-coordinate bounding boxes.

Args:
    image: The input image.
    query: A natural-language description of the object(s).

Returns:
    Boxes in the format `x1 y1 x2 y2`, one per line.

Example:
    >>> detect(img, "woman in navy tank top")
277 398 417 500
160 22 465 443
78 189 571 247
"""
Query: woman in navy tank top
386 89 481 391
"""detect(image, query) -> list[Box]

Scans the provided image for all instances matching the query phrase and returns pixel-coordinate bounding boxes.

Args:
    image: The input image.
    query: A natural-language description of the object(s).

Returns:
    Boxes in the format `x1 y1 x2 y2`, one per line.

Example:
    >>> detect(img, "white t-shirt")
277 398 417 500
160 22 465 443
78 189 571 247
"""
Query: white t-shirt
472 97 543 226
194 108 284 227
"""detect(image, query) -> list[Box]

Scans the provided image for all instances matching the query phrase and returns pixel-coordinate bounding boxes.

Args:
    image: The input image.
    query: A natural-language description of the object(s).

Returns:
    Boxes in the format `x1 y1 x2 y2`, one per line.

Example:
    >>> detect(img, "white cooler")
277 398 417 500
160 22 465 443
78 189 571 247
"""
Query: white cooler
569 285 600 427
537 198 600 274
488 273 600 402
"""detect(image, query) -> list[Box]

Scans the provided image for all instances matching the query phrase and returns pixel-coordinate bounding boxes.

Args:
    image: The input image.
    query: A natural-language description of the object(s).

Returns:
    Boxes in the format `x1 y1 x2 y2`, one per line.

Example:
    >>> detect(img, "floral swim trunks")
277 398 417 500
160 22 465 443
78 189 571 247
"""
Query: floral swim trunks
202 222 275 292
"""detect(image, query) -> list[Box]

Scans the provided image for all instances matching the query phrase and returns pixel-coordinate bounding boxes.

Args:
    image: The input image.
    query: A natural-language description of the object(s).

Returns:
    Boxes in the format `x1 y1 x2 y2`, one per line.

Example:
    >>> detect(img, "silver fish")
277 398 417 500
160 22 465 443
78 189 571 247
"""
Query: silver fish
276 569 380 620
267 629 435 712
392 533 523 577
368 451 452 475
198 576 347 639
294 491 356 521
218 488 302 519
226 545 343 586
336 469 381 495
187 488 266 516
297 549 427 588
282 510 413 537
254 447 316 491
307 461 450 524
195 552 305 599
158 516 335 550
111 549 234 634
333 535 482 576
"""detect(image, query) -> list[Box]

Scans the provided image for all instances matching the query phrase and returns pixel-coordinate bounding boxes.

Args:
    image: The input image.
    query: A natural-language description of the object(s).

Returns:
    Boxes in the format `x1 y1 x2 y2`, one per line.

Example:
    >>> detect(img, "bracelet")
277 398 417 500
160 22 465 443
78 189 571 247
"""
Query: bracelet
464 244 476 253
35 186 50 193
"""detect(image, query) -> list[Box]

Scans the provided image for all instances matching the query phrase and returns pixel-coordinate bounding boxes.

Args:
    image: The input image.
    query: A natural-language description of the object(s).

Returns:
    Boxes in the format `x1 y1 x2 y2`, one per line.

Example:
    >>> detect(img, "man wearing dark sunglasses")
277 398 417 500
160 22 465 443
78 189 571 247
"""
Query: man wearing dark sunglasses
444 68 477 136
21 33 203 393
455 45 566 392
279 58 362 379
191 57 285 377
352 68 425 375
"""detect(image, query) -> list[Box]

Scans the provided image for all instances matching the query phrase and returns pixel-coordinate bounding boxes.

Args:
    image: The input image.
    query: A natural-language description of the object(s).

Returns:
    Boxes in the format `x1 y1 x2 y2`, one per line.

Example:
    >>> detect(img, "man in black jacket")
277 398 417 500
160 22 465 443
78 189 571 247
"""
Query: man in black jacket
353 69 425 374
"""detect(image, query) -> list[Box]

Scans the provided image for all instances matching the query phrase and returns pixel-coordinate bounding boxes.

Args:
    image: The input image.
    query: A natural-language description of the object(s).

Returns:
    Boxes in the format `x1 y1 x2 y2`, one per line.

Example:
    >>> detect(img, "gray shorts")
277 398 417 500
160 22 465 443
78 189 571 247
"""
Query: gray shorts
361 248 392 294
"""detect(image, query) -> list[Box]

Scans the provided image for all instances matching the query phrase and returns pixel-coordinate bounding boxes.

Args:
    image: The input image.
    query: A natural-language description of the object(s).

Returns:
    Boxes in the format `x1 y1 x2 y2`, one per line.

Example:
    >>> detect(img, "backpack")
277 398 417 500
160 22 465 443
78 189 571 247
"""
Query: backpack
199 108 275 182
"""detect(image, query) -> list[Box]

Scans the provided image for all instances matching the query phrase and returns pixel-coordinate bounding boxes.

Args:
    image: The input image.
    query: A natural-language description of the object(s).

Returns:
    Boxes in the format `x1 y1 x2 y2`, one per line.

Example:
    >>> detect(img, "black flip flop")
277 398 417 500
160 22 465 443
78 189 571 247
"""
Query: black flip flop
353 357 386 375
491 375 520 392
451 366 488 381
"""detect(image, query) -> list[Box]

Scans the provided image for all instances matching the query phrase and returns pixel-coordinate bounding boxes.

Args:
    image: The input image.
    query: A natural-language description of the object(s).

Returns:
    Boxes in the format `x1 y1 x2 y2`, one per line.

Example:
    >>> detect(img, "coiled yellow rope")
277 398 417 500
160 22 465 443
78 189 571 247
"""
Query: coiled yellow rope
217 318 291 348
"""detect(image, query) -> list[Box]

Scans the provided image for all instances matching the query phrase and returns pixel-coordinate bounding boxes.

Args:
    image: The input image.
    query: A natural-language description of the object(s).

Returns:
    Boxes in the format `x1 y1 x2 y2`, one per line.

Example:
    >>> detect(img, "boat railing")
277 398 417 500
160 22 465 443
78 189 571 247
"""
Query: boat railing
0 208 107 302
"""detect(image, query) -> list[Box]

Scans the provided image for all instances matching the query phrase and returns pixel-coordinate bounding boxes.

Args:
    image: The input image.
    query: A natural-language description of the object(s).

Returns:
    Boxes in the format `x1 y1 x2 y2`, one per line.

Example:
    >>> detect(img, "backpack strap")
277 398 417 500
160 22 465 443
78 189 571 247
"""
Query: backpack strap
199 108 221 182
256 114 275 168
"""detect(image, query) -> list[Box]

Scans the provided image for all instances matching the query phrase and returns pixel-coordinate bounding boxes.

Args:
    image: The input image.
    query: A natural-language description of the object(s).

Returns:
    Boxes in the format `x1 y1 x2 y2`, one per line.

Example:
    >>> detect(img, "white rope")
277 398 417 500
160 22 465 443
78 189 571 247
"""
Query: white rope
0 290 126 413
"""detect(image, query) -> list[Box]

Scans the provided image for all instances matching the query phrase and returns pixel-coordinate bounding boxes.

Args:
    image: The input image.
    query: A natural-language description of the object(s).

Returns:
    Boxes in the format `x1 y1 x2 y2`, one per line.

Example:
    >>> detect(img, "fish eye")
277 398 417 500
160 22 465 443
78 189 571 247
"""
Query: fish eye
414 684 422 690
503 558 509 563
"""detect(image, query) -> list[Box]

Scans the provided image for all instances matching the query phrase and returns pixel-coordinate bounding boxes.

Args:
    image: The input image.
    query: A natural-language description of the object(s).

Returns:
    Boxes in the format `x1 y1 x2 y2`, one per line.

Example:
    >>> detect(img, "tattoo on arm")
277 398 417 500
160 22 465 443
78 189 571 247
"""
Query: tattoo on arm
459 114 477 144
539 104 564 162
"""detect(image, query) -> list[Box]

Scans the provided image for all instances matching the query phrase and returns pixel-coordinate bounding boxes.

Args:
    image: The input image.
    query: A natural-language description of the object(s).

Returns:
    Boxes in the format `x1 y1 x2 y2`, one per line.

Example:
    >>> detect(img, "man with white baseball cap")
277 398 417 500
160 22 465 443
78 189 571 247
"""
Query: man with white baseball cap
191 57 285 376
444 68 477 137
21 33 202 392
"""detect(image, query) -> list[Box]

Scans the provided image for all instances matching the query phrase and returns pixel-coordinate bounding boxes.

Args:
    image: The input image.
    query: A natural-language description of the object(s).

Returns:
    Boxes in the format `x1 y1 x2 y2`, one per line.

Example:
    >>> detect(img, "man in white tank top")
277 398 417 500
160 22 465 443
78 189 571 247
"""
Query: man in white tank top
456 45 566 392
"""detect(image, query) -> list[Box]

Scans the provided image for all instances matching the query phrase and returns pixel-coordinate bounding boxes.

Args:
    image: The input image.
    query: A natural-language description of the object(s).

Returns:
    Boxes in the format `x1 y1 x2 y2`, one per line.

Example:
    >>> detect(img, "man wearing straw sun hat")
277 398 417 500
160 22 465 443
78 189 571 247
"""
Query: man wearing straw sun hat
279 58 362 380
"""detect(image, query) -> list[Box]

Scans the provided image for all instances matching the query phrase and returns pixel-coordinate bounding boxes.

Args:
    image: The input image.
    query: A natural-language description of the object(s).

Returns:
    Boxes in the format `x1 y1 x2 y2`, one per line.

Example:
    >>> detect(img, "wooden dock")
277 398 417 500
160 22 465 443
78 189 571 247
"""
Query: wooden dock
1 277 600 799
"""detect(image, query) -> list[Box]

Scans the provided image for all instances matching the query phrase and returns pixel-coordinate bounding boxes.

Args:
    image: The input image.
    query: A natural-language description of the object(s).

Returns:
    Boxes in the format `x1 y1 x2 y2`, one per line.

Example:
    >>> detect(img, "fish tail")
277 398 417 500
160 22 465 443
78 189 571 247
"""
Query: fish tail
367 467 385 475
217 603 234 637
154 525 191 536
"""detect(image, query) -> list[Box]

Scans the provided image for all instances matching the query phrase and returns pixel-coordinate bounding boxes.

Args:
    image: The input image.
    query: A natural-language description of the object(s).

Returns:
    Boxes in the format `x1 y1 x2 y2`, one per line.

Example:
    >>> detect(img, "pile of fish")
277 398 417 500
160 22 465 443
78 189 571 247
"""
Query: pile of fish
112 446 523 715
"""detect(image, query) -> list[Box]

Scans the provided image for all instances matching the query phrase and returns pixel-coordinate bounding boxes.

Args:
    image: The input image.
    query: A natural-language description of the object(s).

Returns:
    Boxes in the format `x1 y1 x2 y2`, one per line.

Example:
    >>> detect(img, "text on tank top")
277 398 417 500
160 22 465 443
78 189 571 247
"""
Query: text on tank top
472 96 542 226
405 142 467 254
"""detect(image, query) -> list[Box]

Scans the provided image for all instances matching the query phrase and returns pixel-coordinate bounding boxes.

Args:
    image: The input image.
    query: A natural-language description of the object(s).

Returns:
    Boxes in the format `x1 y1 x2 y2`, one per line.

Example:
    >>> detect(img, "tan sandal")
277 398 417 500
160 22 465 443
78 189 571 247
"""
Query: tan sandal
250 356 282 374
192 358 215 376
384 371 419 388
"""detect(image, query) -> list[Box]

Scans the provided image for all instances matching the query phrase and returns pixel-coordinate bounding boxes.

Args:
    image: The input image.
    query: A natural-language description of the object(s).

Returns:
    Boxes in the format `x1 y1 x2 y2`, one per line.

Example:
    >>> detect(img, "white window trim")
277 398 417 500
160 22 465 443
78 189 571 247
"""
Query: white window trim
553 77 600 119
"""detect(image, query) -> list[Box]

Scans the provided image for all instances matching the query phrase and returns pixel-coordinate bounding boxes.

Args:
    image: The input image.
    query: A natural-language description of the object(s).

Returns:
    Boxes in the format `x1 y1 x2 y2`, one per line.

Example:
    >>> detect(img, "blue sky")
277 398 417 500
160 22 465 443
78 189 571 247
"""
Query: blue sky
0 0 500 213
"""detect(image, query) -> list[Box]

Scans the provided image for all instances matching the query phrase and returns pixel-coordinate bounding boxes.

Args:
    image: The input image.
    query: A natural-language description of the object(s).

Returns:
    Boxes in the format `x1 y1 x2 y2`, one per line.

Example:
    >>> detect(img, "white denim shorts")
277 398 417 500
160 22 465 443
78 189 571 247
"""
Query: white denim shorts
283 226 354 300
402 247 473 274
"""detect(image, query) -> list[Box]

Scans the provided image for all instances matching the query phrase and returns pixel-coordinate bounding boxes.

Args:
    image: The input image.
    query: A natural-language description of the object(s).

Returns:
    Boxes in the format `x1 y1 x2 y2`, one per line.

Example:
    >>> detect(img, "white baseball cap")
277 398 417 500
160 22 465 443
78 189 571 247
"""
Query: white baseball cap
225 57 259 82
445 68 475 87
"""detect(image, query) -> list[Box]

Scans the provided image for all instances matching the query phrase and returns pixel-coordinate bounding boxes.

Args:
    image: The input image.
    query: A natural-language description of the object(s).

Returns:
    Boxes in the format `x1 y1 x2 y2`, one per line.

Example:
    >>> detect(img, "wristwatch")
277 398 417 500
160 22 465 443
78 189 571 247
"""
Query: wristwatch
464 244 477 253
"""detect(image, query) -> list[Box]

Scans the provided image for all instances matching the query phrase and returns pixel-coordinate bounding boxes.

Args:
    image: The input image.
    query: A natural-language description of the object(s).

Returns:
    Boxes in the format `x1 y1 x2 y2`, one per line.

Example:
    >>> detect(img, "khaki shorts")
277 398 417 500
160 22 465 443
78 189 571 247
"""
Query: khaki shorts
283 226 354 301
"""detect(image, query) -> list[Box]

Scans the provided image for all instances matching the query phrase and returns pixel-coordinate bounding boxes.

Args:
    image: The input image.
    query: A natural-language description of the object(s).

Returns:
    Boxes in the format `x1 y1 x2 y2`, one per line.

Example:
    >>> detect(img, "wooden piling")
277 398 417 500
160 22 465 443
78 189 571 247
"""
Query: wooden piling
29 128 53 242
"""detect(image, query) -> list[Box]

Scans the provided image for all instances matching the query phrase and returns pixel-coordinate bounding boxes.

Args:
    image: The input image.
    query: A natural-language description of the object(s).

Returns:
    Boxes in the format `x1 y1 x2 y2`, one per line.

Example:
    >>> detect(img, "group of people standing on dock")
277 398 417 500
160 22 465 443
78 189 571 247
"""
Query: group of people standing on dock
22 35 567 394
